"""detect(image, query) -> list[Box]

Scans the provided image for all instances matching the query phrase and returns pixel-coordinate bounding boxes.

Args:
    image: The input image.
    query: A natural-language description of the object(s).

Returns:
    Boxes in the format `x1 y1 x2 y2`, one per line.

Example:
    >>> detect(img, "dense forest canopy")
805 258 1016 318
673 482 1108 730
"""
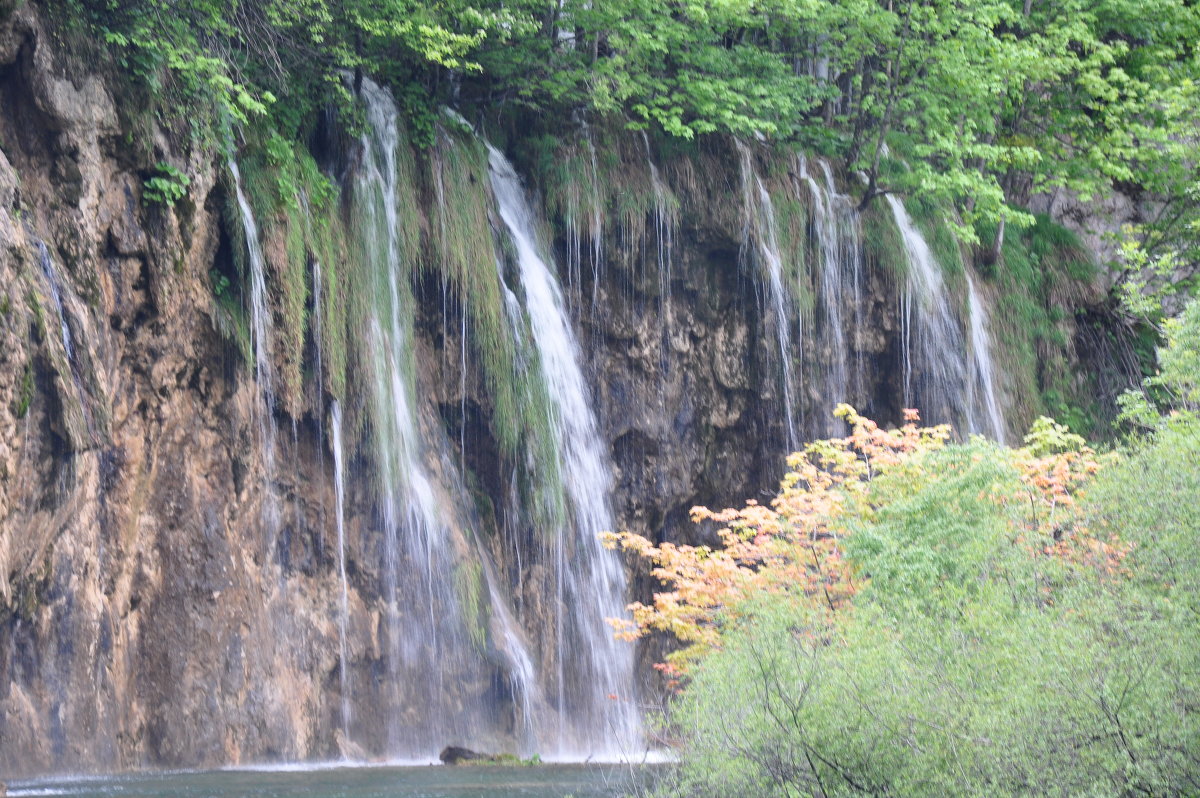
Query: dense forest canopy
61 0 1200 269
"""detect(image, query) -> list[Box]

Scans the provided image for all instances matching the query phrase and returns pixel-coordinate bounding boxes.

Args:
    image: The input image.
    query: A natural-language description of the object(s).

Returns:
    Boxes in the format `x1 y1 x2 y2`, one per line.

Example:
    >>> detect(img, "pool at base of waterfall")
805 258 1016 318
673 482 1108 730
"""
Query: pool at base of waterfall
4 763 657 798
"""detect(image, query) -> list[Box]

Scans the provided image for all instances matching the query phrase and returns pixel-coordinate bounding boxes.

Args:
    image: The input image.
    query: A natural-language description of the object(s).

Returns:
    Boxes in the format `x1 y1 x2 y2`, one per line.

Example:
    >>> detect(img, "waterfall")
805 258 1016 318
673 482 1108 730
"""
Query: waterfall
736 142 800 452
229 159 280 524
884 195 1004 437
355 77 459 752
33 236 93 441
329 401 352 746
818 162 866 400
885 194 969 427
487 143 642 759
965 274 1006 441
34 239 74 363
796 158 866 434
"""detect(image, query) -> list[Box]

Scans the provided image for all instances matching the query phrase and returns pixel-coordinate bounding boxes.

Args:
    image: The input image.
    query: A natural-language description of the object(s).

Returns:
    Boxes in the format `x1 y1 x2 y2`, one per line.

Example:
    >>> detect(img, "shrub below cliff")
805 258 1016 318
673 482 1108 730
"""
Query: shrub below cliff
616 304 1200 796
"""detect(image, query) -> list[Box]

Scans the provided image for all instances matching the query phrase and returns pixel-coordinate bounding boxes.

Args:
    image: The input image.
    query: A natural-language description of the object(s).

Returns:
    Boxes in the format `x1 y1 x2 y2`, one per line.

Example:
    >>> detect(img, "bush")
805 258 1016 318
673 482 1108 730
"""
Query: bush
643 415 1200 797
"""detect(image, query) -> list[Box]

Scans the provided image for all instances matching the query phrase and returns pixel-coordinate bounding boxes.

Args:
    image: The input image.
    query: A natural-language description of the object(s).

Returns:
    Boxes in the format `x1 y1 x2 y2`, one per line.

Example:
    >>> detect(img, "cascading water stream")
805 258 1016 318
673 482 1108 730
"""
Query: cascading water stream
329 401 352 746
478 554 542 749
884 195 1004 437
965 273 1006 441
885 194 969 427
229 159 280 525
817 161 867 404
354 80 551 758
487 143 642 759
736 142 800 452
34 239 75 363
796 157 866 433
355 77 456 751
31 237 97 441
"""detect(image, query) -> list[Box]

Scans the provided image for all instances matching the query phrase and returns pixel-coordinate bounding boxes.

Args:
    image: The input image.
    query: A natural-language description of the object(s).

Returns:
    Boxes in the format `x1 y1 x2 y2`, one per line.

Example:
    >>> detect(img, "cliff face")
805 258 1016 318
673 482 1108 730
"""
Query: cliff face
0 9 762 773
0 3 1121 780
0 4 350 772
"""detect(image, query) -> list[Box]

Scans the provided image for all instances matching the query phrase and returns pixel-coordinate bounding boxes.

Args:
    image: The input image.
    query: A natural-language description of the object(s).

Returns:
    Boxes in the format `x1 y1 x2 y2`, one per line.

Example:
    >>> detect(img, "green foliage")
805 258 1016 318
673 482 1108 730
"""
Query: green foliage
208 268 231 300
57 0 1199 253
1022 414 1088 456
906 194 965 282
453 557 489 650
861 199 907 280
144 161 191 207
1152 300 1200 411
1114 231 1193 323
983 213 1098 433
13 361 34 419
428 126 530 455
659 424 1200 797
487 752 544 767
26 290 45 342
209 273 253 368
46 0 1200 279
1118 296 1200 432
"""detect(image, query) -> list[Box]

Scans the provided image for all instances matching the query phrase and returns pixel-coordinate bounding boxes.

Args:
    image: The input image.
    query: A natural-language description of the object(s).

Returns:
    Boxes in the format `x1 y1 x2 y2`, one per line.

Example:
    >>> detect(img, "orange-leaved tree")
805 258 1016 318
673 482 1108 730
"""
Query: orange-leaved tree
601 405 951 683
604 408 1129 688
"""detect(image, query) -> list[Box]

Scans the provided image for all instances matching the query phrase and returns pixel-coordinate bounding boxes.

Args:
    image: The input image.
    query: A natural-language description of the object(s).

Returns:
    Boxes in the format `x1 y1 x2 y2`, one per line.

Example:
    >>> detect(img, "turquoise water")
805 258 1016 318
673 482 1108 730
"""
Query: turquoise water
6 764 647 798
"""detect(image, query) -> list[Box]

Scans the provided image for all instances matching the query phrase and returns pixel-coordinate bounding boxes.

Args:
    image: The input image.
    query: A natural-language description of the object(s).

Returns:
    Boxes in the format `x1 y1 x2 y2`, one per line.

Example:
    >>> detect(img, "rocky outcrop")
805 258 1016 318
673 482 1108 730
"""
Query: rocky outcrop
0 4 350 775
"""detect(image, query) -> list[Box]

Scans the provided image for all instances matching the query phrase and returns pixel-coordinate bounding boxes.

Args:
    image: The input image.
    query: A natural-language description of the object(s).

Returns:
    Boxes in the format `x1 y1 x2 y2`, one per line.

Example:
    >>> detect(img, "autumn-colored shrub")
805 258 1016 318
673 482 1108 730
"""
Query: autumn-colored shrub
623 409 1199 797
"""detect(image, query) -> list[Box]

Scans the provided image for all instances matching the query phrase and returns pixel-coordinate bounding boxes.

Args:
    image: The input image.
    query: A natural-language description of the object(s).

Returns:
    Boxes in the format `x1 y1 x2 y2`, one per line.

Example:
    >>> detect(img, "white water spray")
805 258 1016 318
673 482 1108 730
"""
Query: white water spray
487 143 642 759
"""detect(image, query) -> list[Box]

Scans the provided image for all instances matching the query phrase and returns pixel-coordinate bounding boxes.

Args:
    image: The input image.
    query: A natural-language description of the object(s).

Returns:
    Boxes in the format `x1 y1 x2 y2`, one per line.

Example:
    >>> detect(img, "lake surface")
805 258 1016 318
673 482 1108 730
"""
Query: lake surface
6 763 652 798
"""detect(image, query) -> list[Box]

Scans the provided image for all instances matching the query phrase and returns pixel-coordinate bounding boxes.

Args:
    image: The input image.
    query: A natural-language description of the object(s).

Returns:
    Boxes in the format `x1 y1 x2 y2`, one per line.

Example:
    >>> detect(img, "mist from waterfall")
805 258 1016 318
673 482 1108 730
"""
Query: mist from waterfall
487 142 643 760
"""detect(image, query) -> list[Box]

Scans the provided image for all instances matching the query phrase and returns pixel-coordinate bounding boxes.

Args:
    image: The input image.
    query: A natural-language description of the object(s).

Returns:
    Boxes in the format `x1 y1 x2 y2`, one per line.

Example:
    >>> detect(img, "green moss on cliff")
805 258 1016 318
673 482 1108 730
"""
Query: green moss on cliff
862 199 907 280
982 214 1097 434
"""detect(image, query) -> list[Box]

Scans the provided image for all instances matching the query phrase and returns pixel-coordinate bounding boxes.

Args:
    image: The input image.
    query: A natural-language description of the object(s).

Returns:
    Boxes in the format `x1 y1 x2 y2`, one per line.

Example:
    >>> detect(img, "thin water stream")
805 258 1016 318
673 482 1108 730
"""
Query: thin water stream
736 141 800 451
965 273 1006 441
329 400 352 745
229 159 280 526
